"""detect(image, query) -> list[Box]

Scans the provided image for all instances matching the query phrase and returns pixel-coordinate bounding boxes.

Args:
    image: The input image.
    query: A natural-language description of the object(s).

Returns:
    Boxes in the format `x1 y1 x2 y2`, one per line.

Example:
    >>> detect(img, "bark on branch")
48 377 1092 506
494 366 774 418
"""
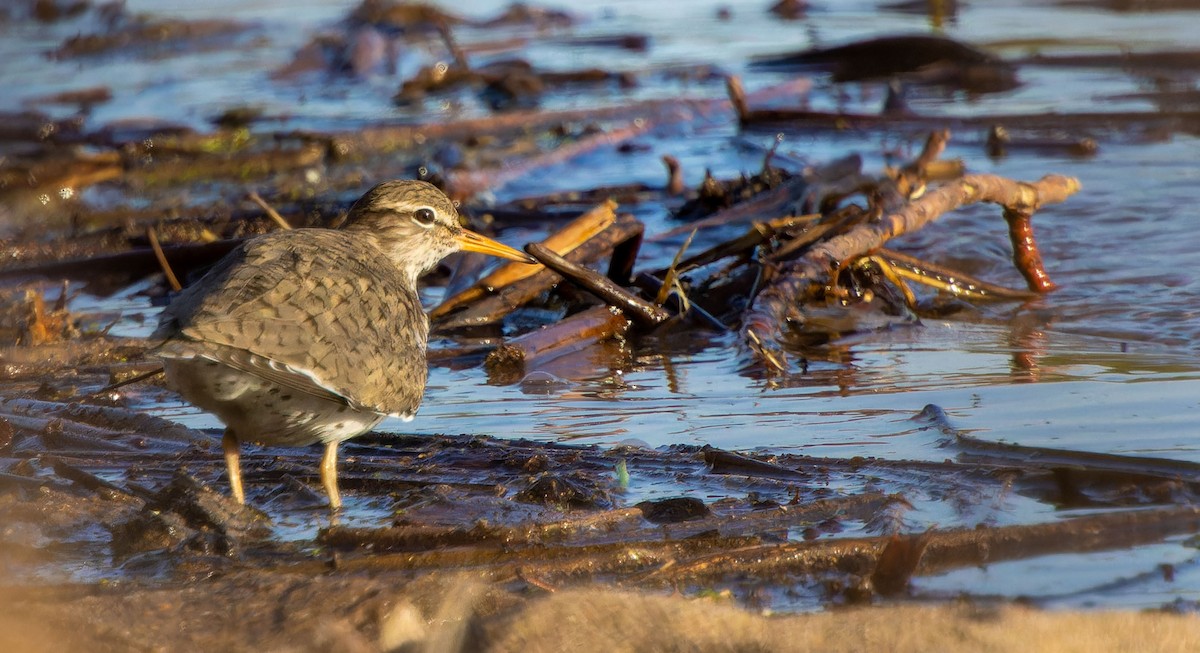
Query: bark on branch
742 173 1081 373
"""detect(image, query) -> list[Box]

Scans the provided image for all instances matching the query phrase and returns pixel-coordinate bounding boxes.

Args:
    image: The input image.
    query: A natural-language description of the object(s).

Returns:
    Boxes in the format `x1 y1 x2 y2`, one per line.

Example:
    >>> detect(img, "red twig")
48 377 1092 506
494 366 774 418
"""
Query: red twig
1004 207 1058 292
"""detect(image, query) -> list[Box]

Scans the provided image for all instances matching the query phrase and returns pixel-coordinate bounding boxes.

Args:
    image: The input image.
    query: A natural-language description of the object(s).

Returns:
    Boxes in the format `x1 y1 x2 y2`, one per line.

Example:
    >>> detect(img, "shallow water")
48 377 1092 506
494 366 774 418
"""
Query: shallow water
4 0 1200 606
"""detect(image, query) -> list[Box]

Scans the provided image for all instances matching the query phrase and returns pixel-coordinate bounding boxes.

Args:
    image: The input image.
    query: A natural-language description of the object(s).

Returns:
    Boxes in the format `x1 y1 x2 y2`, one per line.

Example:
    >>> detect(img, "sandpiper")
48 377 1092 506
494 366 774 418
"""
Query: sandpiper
154 180 532 509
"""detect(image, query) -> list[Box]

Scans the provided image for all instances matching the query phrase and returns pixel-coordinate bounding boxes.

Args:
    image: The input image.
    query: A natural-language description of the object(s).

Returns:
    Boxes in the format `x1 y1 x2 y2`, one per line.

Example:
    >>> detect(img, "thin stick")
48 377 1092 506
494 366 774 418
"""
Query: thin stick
445 123 653 200
878 248 1037 300
146 226 182 292
430 200 616 320
435 215 644 330
435 17 469 71
78 366 166 401
662 154 685 195
247 191 292 230
657 229 696 306
726 75 749 123
526 242 670 327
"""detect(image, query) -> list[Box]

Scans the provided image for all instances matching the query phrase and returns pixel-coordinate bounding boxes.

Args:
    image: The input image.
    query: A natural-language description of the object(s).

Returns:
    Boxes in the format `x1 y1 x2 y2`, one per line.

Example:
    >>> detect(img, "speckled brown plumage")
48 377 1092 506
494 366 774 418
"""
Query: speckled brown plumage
153 180 532 508
156 228 429 417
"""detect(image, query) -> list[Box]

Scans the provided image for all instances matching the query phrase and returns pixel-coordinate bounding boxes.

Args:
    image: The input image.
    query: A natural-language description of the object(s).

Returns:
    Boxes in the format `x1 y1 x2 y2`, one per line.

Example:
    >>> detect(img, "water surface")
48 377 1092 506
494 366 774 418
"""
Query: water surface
4 0 1199 607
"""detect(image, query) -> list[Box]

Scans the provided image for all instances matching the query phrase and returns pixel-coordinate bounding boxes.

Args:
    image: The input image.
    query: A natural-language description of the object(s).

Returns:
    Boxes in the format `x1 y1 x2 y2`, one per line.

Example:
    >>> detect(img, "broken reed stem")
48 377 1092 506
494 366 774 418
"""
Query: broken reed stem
434 214 645 330
485 304 630 373
662 155 685 195
742 173 1081 373
321 506 649 553
0 397 209 444
654 175 813 240
430 200 617 321
726 75 750 123
349 97 723 154
145 226 182 292
247 191 292 230
432 77 815 201
314 503 1200 590
908 128 950 174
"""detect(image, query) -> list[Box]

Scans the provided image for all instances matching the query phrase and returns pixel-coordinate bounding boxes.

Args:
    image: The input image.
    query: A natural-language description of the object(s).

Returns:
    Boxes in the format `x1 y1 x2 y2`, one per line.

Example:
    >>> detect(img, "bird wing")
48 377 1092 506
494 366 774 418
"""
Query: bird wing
157 338 354 407
155 229 429 416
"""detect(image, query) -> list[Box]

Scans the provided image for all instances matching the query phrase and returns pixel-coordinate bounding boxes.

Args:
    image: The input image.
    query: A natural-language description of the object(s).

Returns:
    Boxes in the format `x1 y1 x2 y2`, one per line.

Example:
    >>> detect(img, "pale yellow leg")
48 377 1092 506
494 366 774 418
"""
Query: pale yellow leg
320 441 342 511
222 430 245 505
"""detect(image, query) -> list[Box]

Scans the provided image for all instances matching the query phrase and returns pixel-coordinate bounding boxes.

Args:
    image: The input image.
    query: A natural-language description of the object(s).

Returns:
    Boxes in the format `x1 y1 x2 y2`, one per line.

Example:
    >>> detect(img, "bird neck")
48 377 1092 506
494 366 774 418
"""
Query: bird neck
343 222 445 281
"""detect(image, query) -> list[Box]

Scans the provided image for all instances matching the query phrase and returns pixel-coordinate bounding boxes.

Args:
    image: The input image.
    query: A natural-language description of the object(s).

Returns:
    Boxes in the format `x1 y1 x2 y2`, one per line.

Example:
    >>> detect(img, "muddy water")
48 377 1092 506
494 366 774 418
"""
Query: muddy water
4 0 1200 609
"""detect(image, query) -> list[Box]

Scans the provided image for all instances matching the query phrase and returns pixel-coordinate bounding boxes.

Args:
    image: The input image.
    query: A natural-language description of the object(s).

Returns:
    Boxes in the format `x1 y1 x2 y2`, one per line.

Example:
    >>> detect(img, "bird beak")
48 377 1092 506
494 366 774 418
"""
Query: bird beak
458 229 536 263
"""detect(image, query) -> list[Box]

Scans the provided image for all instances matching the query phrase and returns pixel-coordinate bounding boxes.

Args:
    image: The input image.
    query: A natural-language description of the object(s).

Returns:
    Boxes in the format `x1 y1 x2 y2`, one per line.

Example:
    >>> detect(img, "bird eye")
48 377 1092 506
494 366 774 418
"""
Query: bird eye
412 207 437 228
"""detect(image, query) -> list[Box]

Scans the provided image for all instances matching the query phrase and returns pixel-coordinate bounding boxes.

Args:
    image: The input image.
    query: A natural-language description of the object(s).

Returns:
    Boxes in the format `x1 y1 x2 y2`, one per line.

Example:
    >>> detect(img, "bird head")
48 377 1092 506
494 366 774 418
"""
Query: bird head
342 180 533 279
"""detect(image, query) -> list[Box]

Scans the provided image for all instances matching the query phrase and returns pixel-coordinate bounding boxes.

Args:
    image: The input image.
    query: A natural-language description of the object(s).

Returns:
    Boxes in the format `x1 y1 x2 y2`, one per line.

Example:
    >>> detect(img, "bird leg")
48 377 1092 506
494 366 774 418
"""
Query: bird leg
222 430 245 504
321 441 342 510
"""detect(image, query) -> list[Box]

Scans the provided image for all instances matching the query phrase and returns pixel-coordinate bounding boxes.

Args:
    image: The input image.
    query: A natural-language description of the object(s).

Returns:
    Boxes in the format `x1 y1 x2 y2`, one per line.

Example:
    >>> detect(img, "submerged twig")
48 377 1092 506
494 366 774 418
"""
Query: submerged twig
654 175 813 240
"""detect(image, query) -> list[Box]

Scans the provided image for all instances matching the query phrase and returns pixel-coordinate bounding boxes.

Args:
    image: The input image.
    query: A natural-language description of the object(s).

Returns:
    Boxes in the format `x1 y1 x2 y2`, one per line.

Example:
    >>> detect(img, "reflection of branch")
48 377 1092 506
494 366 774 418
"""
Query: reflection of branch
743 173 1081 373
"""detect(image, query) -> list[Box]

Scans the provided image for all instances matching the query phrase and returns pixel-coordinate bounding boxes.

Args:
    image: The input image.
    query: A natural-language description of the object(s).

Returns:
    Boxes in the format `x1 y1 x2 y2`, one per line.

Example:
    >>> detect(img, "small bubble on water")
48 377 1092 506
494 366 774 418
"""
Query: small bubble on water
519 371 570 395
